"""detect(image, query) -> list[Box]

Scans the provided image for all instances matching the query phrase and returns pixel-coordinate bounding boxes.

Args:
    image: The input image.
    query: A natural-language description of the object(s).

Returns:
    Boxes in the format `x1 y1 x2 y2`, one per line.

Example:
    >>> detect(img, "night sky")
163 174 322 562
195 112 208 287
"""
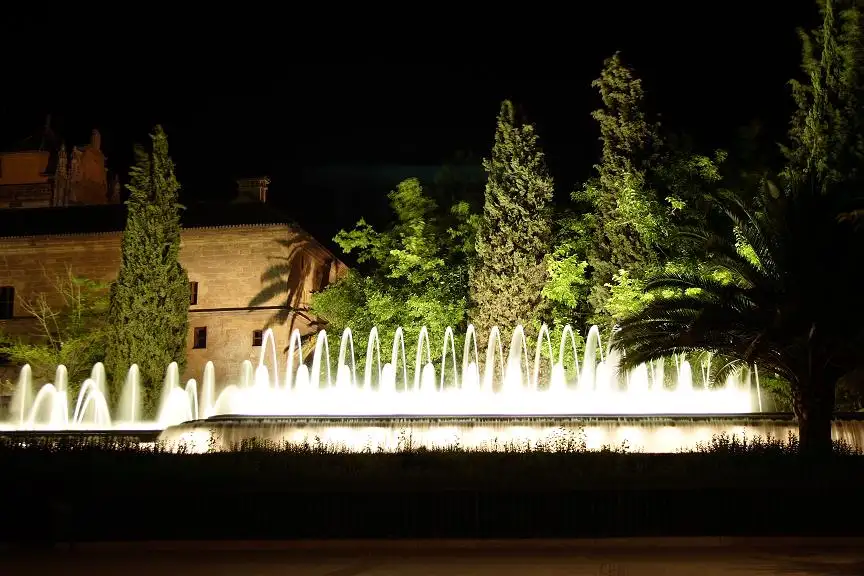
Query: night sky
1 2 816 242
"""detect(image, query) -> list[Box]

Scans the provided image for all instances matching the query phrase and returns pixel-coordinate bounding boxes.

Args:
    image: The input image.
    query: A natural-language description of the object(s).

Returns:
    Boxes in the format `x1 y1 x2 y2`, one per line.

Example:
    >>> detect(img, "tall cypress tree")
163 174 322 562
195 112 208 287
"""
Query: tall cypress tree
469 101 554 342
581 53 665 325
105 126 189 416
782 0 864 192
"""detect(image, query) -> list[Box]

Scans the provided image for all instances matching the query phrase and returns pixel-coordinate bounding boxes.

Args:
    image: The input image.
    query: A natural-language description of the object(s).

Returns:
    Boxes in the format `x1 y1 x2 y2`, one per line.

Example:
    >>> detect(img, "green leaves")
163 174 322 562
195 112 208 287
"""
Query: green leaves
310 173 478 370
783 0 864 193
105 126 190 416
543 256 588 310
0 271 110 394
614 180 864 418
553 54 729 333
469 100 554 341
579 54 667 328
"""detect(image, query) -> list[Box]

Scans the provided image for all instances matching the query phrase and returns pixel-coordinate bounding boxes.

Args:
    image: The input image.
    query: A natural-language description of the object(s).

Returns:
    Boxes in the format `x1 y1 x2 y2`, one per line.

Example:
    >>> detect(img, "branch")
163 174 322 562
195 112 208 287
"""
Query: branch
17 292 61 350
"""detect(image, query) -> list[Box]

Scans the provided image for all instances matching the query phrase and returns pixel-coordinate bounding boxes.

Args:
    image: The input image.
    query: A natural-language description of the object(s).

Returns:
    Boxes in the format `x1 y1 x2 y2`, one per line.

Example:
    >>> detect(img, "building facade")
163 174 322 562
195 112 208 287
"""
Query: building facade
0 198 347 389
0 121 120 209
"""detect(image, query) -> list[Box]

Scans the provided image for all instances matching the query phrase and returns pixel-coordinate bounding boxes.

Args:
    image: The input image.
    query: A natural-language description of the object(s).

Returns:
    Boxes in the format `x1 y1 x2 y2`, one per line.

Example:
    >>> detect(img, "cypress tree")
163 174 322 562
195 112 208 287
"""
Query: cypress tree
580 53 665 324
469 101 554 342
782 0 864 192
105 126 189 416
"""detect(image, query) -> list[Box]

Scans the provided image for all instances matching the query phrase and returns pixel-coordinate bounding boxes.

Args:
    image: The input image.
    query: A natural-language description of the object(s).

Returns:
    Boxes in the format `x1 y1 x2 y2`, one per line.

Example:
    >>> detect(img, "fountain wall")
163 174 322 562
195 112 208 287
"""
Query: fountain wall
160 414 864 454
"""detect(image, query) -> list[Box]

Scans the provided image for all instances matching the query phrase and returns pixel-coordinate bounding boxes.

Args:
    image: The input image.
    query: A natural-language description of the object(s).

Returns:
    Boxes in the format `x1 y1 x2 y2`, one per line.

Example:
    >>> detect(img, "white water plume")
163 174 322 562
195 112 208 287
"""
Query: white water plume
0 324 763 432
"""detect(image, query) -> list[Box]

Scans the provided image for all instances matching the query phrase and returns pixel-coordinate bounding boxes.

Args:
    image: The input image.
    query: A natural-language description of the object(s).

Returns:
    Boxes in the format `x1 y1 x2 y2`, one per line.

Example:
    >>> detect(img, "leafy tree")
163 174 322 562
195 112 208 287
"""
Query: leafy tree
544 214 592 307
782 0 864 192
613 182 864 454
541 211 590 351
752 0 864 410
105 126 190 416
309 176 478 380
551 54 725 335
469 100 554 343
578 54 665 328
0 269 108 394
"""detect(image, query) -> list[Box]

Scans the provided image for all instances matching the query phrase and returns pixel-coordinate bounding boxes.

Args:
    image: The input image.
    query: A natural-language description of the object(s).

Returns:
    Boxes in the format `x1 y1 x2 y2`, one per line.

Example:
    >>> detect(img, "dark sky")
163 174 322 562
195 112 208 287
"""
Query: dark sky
1 2 817 240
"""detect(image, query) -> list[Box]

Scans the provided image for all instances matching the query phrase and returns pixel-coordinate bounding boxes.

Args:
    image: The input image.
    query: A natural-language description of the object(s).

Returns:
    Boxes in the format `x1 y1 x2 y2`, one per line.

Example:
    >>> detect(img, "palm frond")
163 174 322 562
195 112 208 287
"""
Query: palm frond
643 272 738 297
615 175 864 392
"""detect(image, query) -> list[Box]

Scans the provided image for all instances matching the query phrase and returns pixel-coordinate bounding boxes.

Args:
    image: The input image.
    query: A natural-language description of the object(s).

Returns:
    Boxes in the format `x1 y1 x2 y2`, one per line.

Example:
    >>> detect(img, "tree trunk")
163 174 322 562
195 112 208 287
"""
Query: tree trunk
792 378 836 456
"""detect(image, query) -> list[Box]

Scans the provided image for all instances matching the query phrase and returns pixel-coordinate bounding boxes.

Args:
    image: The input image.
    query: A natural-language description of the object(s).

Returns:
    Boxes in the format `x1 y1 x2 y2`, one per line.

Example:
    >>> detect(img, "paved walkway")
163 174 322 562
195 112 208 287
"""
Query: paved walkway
1 539 862 575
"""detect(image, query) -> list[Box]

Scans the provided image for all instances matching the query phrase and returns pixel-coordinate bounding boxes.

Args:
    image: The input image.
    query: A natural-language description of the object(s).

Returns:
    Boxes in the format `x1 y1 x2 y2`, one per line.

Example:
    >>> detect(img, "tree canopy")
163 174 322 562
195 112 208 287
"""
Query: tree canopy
249 0 864 450
309 175 478 375
783 0 864 192
469 100 555 342
105 126 190 416
0 270 108 393
613 180 864 453
545 54 725 335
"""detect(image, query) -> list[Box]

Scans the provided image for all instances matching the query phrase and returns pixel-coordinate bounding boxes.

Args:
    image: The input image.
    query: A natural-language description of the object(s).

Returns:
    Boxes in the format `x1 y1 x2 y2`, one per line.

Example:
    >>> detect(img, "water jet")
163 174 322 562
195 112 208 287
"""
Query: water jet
2 324 862 453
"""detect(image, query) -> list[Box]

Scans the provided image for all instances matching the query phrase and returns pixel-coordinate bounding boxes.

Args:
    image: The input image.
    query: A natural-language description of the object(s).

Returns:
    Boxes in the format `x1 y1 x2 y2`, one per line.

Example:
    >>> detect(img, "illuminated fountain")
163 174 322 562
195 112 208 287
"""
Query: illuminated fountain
4 360 196 431
3 324 864 452
207 324 757 417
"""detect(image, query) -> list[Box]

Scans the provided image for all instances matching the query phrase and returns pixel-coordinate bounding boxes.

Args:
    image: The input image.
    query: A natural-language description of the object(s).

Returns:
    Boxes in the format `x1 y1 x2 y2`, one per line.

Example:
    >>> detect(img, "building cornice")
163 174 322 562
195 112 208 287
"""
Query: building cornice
0 222 296 242
0 223 344 265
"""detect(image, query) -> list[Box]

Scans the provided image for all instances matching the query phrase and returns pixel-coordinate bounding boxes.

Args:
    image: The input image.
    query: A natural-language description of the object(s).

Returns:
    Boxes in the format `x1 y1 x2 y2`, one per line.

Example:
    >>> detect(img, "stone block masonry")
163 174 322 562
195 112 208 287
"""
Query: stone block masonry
0 224 347 388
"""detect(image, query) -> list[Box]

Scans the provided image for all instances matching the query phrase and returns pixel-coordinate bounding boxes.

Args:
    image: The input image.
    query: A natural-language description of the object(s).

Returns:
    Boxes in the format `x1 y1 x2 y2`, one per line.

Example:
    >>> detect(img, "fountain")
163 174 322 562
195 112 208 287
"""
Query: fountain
2 324 863 452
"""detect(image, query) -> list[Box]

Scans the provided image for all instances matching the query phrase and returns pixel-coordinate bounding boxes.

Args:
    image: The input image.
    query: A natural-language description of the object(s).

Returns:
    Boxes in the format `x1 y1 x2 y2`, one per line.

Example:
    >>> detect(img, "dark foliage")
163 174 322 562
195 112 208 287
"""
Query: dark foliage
105 127 190 416
614 182 864 453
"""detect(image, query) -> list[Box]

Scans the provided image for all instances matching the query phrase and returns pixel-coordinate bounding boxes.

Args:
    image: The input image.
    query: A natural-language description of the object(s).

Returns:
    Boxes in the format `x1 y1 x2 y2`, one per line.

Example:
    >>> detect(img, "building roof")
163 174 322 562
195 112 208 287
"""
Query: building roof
0 201 301 239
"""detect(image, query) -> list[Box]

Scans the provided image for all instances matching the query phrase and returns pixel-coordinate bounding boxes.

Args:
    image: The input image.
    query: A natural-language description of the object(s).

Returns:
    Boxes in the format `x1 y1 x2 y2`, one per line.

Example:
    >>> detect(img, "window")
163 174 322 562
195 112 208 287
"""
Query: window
193 327 207 349
0 286 14 319
252 329 263 347
189 281 199 305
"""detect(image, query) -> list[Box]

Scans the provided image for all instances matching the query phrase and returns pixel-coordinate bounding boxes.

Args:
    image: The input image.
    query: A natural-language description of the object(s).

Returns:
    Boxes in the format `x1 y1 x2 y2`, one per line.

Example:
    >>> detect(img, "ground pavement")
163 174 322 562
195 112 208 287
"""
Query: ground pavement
1 538 862 575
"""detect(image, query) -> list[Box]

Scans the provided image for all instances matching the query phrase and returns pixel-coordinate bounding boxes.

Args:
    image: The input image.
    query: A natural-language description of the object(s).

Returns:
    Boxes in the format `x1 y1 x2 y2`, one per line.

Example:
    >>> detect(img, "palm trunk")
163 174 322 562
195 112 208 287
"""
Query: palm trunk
792 377 836 456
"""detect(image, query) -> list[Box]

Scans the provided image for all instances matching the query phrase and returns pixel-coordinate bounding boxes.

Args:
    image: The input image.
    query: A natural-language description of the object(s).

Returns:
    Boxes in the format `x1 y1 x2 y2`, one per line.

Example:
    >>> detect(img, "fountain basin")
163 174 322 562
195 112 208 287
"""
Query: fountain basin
160 413 864 454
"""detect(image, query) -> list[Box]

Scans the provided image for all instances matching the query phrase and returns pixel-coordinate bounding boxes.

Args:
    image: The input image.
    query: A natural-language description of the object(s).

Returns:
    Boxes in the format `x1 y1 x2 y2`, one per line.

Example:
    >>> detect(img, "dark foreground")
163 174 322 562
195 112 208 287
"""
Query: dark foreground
1 539 863 575
2 437 864 541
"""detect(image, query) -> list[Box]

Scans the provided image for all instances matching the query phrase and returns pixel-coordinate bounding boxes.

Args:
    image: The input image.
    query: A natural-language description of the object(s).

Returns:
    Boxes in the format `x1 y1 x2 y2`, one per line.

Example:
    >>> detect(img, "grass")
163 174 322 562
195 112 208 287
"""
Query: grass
0 432 860 492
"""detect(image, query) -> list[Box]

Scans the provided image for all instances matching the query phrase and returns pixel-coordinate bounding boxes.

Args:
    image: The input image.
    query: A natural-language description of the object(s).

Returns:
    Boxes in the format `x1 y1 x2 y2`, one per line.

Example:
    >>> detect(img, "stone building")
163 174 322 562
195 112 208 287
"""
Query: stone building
0 180 347 389
0 119 121 209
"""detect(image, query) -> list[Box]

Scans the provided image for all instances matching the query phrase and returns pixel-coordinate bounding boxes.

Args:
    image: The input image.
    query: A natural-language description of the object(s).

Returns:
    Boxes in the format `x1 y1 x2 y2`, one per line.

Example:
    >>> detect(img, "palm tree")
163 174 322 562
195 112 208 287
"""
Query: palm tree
613 184 864 454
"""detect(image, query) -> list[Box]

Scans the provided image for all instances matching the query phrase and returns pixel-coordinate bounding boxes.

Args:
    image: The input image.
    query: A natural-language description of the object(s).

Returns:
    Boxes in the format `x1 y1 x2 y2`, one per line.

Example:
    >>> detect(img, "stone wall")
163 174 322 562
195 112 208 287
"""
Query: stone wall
0 151 54 209
0 224 346 388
